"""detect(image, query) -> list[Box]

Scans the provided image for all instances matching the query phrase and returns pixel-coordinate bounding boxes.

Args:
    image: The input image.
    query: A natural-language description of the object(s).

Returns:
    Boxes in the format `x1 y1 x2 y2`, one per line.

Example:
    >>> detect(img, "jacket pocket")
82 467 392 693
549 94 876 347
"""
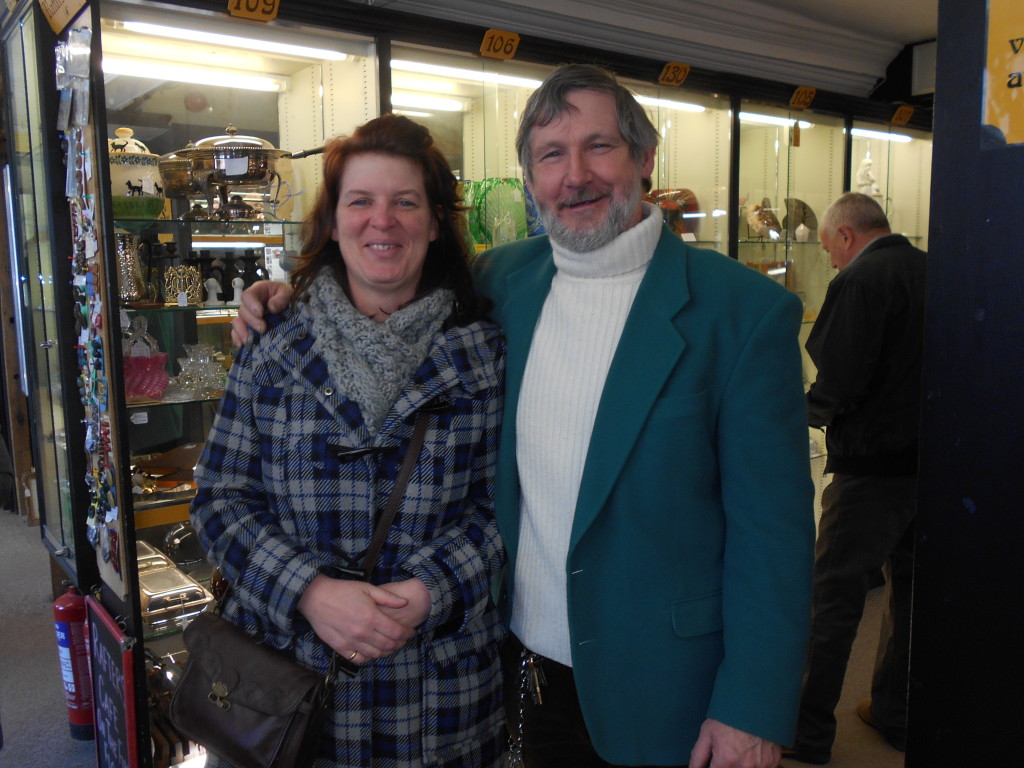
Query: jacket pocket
671 592 723 638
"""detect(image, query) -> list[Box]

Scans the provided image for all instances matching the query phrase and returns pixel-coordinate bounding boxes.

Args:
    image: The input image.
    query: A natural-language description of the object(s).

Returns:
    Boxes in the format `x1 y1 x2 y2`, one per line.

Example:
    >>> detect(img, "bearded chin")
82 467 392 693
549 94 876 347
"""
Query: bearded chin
540 183 642 253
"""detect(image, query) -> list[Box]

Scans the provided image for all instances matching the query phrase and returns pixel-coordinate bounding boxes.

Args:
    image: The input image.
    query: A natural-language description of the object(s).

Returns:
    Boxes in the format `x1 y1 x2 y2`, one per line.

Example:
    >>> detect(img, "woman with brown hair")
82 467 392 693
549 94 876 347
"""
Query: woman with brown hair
191 114 506 767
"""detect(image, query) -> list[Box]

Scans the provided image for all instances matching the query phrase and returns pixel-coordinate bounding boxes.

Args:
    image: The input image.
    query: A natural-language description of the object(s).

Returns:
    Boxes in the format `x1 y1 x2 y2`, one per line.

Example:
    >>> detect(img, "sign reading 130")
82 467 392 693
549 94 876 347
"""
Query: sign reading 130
227 0 279 21
480 29 521 60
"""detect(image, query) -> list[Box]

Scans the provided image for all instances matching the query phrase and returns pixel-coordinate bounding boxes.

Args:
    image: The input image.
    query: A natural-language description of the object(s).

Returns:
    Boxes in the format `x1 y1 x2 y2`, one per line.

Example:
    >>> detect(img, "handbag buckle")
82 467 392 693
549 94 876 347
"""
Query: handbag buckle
208 681 231 710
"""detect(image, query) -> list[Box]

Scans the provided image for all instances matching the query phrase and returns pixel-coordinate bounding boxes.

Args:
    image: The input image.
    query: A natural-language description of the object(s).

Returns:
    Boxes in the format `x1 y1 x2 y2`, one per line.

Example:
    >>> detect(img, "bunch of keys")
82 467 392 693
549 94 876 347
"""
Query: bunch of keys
525 653 547 705
503 650 549 768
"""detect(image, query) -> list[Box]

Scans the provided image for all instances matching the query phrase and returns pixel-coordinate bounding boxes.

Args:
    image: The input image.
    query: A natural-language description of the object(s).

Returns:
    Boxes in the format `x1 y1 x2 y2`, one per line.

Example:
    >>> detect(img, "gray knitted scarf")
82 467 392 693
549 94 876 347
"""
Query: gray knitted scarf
303 268 453 434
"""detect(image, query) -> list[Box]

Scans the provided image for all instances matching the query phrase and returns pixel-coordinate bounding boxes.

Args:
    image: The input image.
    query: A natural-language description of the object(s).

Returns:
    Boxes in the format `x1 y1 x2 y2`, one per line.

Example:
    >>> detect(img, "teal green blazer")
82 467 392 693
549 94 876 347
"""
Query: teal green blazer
475 226 815 765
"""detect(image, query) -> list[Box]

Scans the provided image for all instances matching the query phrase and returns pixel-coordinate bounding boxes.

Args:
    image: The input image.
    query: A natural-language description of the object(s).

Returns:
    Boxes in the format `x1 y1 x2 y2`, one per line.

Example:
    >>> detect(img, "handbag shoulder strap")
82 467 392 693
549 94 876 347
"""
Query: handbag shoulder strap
360 410 430 575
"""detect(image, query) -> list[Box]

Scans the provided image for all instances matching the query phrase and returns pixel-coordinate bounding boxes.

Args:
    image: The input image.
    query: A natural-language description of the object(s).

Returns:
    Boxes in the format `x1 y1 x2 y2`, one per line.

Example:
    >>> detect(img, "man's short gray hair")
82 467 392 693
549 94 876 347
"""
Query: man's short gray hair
821 192 891 237
515 63 659 183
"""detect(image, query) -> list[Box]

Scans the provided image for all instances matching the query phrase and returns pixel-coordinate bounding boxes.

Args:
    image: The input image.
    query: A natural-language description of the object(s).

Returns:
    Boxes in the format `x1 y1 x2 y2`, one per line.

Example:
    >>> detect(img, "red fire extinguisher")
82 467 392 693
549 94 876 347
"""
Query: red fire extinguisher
53 583 95 740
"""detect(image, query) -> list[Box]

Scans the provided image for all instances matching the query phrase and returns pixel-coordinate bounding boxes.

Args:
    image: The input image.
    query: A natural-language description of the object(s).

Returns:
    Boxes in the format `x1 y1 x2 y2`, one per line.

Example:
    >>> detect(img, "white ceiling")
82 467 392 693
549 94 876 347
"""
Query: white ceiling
366 0 938 97
761 0 937 45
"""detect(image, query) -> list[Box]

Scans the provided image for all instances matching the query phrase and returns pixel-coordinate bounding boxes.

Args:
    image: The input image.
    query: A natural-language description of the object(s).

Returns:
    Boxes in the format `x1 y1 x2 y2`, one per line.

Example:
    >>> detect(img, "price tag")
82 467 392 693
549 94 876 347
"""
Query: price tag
480 29 521 60
658 62 691 88
227 0 279 22
890 105 915 126
789 86 816 110
40 0 87 33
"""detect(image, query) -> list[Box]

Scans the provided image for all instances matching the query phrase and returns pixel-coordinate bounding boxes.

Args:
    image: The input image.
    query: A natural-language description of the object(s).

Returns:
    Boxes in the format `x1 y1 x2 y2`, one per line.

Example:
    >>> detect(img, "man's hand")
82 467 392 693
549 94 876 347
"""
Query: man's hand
230 280 294 347
689 719 781 768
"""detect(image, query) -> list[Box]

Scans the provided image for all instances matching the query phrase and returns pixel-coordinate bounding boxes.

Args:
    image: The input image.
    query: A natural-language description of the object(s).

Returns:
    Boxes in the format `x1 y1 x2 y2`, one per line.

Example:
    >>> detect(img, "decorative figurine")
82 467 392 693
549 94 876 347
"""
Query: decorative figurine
203 277 224 307
856 156 881 196
227 276 245 306
745 197 782 240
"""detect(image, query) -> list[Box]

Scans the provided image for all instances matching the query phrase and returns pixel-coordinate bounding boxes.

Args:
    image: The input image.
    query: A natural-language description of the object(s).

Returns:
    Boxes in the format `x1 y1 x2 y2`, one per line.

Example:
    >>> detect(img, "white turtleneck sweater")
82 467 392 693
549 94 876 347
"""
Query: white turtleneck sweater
511 202 663 665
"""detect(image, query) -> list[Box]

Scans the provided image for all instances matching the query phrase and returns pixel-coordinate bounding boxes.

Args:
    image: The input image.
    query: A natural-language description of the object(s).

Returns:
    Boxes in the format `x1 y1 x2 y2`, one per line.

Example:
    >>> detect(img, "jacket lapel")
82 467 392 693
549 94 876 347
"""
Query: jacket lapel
570 229 691 550
495 248 557 559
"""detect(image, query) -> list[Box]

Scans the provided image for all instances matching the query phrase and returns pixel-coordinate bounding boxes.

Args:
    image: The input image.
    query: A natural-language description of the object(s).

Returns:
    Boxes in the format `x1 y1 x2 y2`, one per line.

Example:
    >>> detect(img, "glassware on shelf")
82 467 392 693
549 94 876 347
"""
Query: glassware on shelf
122 315 169 401
164 343 225 401
116 233 149 303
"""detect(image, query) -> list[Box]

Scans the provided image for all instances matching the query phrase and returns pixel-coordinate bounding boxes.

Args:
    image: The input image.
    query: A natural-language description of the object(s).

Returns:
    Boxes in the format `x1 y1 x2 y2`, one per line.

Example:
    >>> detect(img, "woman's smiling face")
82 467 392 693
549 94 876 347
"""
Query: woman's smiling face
332 152 439 316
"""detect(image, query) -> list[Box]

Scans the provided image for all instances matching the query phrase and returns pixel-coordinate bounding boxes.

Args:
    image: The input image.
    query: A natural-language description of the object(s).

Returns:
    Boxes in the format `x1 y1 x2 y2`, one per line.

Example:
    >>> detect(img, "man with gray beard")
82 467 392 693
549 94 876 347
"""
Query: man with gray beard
472 63 813 768
233 64 813 768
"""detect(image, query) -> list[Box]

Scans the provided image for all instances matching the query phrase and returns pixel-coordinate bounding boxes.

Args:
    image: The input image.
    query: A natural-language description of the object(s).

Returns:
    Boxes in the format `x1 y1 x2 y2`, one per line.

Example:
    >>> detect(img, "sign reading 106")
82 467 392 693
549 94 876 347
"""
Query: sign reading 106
480 29 521 60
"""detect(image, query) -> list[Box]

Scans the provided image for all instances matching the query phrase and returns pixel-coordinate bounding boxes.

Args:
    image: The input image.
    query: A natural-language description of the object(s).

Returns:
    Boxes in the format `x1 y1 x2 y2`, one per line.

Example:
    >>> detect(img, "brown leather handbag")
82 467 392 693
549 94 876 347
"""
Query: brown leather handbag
170 609 331 768
170 412 429 768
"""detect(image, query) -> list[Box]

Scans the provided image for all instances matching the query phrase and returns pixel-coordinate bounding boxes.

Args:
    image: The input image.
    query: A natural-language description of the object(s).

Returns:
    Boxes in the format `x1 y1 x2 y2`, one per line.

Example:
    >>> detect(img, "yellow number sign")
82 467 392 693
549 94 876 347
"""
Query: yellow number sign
227 0 279 22
480 29 521 61
984 0 1024 145
789 87 816 110
890 106 915 126
658 62 691 88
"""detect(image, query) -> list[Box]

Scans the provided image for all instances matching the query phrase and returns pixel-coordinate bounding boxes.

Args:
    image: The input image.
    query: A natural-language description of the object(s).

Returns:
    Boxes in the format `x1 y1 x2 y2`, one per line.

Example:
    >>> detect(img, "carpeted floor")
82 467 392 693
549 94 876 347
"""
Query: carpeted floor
0 506 904 768
0 508 96 768
779 589 905 768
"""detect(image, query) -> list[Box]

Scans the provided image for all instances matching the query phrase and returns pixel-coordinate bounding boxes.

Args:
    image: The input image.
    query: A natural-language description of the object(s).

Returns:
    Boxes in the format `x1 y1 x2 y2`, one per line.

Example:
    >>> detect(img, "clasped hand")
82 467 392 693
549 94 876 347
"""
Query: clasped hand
298 574 431 662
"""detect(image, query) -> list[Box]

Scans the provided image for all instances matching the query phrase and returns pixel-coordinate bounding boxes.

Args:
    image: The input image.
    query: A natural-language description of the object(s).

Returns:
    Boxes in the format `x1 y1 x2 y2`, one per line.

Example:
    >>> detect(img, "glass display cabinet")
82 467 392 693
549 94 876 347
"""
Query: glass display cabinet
2 2 96 588
851 120 933 251
633 83 733 255
738 103 846 325
389 45 734 255
91 10 376 754
738 105 846 391
1 3 375 763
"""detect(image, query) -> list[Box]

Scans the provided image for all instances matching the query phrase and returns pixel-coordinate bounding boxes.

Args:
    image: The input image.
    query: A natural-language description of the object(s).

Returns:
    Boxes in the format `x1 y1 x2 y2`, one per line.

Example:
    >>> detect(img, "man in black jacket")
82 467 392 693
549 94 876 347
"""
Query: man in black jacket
786 192 927 764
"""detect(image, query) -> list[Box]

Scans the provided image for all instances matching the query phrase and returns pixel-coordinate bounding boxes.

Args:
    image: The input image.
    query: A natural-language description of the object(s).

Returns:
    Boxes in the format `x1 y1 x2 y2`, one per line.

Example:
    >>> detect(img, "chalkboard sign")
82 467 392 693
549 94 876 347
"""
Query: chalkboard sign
87 597 139 768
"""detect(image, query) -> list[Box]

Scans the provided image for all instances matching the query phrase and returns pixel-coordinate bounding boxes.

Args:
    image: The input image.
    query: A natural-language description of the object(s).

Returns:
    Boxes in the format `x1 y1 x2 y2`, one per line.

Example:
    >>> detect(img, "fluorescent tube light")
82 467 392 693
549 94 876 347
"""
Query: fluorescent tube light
102 57 284 91
191 241 268 249
850 127 912 143
391 92 465 112
740 112 812 129
391 59 542 89
635 95 705 113
392 60 705 112
121 21 348 60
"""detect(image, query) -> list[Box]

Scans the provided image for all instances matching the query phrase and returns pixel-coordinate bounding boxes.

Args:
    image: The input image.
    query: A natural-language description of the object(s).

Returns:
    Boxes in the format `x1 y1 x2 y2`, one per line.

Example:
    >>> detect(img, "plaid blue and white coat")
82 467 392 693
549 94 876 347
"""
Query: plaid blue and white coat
190 305 507 768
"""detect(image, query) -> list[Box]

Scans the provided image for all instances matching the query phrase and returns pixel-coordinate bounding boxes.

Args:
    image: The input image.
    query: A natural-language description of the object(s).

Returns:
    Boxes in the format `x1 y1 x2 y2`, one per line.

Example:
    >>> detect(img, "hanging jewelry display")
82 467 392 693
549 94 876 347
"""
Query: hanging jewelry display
59 22 126 587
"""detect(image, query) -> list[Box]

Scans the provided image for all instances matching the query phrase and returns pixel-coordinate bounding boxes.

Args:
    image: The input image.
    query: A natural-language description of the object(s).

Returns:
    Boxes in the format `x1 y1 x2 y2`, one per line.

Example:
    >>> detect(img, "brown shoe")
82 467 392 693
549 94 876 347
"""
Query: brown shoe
856 698 906 751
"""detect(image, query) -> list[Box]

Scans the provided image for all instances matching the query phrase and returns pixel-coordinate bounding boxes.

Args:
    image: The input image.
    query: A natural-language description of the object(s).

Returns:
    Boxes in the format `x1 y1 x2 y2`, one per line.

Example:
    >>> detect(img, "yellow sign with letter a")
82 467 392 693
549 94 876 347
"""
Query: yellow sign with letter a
984 0 1024 145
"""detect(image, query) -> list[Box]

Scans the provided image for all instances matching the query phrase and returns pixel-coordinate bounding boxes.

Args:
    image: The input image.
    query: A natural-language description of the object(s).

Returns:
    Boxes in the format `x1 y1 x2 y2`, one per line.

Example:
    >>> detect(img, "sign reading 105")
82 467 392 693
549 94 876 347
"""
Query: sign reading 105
227 0 279 21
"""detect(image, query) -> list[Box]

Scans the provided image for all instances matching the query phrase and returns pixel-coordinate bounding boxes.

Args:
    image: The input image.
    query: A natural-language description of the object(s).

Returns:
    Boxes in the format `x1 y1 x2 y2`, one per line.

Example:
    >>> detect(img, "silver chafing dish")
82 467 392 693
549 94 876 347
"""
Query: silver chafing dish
138 565 213 634
157 143 202 199
167 124 290 220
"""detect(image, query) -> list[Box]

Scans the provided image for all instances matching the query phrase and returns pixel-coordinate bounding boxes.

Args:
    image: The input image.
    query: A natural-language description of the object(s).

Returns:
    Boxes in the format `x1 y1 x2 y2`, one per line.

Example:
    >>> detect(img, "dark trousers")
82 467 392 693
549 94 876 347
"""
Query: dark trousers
793 472 916 758
501 635 686 768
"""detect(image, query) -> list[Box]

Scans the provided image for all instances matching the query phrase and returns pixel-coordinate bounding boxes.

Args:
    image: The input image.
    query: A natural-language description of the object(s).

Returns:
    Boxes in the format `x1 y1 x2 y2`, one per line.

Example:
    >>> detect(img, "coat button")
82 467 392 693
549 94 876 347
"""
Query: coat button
323 386 334 396
281 342 291 352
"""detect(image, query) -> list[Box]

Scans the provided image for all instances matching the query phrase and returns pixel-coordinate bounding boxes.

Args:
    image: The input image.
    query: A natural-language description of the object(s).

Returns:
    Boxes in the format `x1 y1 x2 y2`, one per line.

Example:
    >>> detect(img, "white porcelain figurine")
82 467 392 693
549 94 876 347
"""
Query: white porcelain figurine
856 156 881 196
227 277 245 306
203 277 224 307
